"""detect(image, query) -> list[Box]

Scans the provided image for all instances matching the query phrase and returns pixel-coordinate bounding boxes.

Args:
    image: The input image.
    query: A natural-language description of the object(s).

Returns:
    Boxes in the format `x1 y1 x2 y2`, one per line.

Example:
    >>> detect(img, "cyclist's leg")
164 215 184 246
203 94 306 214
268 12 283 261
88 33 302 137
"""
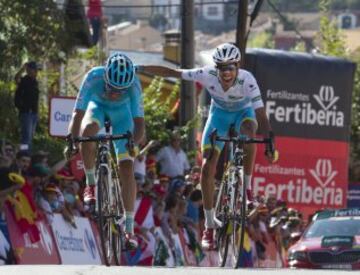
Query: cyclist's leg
81 101 103 187
110 106 137 239
235 107 258 196
201 106 234 229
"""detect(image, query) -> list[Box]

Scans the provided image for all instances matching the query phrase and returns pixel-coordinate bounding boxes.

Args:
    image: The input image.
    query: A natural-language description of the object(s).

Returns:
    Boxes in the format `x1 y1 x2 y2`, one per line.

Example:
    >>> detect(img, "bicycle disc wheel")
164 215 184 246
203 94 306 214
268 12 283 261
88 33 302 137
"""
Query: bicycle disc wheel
234 177 247 268
111 160 125 266
97 166 113 266
215 178 230 267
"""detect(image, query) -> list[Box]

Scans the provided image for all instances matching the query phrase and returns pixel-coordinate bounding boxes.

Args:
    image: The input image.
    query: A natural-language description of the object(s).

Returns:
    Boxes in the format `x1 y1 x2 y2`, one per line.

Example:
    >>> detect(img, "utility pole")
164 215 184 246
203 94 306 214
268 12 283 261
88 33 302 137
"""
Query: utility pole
180 0 196 151
236 0 248 67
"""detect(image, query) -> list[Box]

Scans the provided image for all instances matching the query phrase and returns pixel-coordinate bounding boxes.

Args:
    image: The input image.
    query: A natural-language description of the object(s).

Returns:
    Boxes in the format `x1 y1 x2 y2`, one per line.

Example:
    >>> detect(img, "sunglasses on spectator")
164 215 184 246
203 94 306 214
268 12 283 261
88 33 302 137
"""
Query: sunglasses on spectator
216 64 237 72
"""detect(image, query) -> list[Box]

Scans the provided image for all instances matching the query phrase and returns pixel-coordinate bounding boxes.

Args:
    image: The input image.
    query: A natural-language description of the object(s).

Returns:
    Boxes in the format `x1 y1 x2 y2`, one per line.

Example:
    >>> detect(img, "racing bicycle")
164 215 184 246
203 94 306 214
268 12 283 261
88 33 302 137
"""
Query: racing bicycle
67 119 133 266
211 129 273 268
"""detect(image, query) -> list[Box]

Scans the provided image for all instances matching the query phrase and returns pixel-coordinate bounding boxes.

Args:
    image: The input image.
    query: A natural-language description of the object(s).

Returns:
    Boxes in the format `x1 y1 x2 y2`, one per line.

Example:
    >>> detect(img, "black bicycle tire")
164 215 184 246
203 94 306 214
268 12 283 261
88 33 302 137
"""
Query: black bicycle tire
234 176 247 268
97 166 112 266
215 179 230 267
111 161 124 266
218 223 230 267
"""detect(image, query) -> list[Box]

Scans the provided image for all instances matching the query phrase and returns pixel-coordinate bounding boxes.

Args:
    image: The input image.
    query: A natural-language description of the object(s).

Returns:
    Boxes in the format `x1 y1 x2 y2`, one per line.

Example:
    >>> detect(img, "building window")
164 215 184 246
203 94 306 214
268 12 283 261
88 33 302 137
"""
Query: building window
207 6 218 16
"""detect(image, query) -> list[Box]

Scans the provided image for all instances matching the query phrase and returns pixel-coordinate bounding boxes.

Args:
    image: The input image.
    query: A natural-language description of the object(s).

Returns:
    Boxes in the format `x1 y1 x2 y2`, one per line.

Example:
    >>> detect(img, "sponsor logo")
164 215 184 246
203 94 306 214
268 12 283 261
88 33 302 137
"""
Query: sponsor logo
266 86 344 127
254 159 343 206
228 95 244 100
84 229 97 260
56 230 85 252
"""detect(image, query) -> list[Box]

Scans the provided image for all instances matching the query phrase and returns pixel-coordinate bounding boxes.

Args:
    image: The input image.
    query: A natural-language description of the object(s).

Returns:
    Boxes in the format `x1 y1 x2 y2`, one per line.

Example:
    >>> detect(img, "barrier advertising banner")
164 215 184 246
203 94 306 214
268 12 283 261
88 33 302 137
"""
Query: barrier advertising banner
347 183 360 208
5 206 60 264
244 49 356 217
51 214 101 264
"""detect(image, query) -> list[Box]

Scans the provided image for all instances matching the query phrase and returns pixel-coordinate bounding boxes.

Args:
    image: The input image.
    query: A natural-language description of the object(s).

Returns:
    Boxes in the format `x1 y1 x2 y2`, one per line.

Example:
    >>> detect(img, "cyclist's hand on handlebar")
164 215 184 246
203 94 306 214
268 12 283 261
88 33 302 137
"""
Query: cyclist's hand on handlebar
125 133 137 157
64 134 79 161
265 131 279 163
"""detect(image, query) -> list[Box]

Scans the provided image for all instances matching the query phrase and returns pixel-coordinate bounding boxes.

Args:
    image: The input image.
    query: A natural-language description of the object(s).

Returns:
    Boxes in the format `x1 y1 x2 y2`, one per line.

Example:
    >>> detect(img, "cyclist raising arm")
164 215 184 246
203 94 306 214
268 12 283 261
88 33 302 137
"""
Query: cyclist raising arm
66 52 145 249
138 43 276 250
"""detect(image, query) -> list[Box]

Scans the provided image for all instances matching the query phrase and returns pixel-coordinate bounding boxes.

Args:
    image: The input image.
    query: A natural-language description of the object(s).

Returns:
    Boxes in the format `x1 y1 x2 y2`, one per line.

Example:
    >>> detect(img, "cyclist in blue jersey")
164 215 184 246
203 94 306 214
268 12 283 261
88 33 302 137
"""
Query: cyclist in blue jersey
66 52 144 249
138 43 277 250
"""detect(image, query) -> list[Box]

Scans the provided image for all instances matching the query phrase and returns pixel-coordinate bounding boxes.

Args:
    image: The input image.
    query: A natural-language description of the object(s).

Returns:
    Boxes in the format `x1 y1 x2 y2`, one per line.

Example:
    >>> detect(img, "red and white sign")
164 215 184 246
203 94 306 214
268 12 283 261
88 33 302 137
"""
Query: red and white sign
5 206 60 264
253 136 348 218
51 214 101 264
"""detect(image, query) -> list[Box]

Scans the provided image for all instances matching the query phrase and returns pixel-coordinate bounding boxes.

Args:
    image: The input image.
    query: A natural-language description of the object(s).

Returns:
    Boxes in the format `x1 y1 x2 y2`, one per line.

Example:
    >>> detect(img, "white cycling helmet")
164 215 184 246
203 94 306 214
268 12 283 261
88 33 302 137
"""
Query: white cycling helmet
212 43 241 64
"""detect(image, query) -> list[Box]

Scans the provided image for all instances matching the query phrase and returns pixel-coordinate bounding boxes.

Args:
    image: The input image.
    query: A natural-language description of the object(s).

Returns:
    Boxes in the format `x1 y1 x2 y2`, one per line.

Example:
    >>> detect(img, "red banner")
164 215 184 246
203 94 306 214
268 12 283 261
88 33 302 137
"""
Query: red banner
5 206 60 264
253 136 348 218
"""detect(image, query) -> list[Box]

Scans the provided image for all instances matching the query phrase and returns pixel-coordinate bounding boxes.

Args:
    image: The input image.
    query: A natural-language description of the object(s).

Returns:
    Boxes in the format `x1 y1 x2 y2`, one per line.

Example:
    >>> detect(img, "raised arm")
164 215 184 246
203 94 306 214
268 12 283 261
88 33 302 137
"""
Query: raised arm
137 65 183 78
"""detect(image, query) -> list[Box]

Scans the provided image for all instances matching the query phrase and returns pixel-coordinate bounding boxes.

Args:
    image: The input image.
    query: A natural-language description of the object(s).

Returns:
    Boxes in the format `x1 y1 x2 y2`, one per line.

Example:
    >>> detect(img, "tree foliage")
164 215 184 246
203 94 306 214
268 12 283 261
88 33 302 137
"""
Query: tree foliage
318 0 347 57
316 0 360 180
248 32 275 49
0 0 68 80
143 77 199 159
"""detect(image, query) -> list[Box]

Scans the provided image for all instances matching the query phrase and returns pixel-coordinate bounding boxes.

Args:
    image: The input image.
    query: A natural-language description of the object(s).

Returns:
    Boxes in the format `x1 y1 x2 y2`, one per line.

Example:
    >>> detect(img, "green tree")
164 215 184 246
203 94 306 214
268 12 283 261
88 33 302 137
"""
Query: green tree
248 32 275 49
317 0 360 181
349 49 360 180
318 0 347 57
0 0 68 80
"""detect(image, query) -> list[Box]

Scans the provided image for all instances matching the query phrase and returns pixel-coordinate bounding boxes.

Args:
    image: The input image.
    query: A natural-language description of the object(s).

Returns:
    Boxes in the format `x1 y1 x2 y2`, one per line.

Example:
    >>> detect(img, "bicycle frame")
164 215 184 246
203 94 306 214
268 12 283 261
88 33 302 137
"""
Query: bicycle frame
67 120 133 266
211 129 271 268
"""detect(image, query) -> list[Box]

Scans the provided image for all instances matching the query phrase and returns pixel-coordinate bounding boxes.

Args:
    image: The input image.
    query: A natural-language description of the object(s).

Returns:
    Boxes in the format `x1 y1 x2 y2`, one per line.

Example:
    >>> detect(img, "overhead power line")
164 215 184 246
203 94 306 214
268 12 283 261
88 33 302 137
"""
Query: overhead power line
58 0 239 9
267 0 316 49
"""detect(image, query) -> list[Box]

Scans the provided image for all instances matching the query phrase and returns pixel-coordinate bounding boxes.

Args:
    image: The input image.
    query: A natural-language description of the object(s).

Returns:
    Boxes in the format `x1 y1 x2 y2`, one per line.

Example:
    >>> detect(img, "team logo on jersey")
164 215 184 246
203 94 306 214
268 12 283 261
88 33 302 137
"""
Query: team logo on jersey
228 95 244 100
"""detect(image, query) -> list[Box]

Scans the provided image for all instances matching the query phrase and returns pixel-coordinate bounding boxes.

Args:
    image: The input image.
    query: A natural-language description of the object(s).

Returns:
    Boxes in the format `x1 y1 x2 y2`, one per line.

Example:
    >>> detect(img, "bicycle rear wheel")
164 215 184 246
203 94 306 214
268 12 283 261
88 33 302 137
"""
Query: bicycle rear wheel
97 166 113 266
215 178 230 267
234 177 247 268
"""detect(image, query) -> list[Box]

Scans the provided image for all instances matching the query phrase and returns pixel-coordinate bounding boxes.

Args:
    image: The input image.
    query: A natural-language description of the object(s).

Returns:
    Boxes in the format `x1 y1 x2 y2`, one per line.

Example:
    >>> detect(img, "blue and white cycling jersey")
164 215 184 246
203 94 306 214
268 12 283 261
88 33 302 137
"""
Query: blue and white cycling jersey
182 66 264 152
181 66 264 112
74 66 144 161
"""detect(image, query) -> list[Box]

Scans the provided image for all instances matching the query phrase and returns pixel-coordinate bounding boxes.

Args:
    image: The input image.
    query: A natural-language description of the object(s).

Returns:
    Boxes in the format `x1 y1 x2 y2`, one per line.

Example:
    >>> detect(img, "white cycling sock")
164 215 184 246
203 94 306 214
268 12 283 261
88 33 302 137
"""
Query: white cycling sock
125 211 135 234
204 208 215 229
244 174 252 190
85 168 96 186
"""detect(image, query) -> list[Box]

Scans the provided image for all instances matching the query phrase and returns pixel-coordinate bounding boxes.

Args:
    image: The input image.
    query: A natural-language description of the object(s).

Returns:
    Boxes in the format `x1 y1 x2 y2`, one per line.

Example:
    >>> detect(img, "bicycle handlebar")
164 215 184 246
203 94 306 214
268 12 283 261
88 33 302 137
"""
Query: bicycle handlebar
66 131 134 154
69 132 132 143
209 129 271 147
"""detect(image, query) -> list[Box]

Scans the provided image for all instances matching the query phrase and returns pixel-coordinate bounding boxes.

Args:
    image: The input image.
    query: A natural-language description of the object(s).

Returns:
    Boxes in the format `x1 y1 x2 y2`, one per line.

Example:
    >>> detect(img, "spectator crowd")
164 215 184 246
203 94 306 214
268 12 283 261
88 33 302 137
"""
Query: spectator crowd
0 133 305 267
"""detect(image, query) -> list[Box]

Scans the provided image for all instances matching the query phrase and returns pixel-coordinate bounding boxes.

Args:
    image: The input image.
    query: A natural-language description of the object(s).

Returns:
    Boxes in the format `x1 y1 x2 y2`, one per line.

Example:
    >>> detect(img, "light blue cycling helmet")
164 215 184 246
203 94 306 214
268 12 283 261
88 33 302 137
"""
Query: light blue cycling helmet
104 52 135 90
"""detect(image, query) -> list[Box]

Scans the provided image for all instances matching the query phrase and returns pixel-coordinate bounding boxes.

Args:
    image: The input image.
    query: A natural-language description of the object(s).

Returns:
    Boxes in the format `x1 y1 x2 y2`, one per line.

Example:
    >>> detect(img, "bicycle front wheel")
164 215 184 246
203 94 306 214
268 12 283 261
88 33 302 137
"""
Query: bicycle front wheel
215 179 230 267
233 177 247 268
111 160 125 266
97 166 113 266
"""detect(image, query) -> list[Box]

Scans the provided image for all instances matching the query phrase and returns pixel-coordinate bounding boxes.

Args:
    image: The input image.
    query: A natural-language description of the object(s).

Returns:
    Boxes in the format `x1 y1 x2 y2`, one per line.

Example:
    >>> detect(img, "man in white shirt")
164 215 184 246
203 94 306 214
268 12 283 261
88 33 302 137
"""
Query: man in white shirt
156 131 190 179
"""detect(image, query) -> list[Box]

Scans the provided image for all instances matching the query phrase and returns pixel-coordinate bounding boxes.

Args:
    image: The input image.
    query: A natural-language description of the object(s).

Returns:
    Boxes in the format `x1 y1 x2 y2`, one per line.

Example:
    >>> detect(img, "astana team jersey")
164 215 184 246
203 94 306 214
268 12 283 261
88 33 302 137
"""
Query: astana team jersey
75 66 144 118
181 66 265 151
74 66 144 160
181 66 264 112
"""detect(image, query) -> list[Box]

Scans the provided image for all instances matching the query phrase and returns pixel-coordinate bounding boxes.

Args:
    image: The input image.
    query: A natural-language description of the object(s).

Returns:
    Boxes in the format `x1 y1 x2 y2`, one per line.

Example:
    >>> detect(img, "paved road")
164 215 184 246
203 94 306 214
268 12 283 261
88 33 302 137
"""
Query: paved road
0 266 357 275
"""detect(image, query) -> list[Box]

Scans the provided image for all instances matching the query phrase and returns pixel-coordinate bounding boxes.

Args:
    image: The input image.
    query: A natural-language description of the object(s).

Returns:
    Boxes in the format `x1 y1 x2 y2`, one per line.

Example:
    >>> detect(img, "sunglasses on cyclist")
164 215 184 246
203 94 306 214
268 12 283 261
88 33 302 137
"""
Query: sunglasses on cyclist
105 83 126 94
216 64 238 72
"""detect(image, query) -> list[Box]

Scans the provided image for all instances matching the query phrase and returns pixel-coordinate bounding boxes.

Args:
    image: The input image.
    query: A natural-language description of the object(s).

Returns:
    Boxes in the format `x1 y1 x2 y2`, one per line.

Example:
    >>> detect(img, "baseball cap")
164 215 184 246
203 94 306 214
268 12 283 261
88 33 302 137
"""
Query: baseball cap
26 61 42 70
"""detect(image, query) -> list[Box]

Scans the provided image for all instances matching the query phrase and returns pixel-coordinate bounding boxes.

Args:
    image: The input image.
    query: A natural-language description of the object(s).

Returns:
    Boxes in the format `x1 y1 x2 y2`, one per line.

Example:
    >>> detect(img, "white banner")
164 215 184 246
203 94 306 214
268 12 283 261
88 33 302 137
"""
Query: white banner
51 214 101 264
49 96 110 137
49 97 76 137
